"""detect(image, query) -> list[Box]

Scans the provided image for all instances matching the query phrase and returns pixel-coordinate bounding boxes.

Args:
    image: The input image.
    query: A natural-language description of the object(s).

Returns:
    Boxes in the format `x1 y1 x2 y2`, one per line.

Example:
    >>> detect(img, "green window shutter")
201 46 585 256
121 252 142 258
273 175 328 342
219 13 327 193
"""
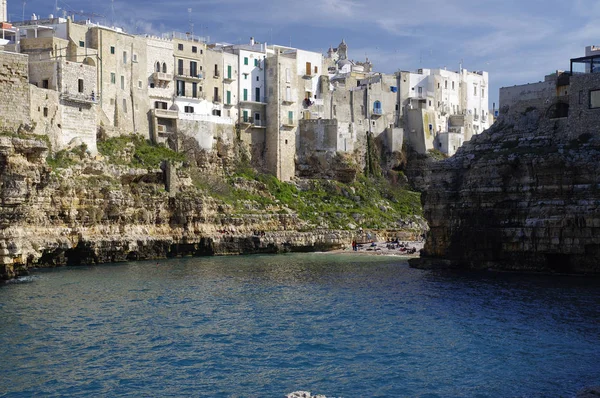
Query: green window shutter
254 59 258 67
243 110 248 122
227 65 232 79
243 89 248 101
244 57 248 65
288 111 293 120
227 91 231 104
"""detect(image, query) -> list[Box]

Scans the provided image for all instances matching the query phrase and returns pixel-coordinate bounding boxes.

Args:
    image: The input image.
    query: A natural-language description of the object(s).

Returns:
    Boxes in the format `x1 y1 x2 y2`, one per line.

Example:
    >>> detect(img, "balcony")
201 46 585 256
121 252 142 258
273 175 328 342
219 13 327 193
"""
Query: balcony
474 114 479 121
282 118 295 128
152 72 173 84
153 108 178 119
223 74 235 83
372 108 383 117
60 91 97 105
240 97 267 105
223 101 234 107
303 72 316 79
213 96 222 104
213 70 221 79
175 68 204 81
253 119 266 128
176 92 206 100
282 97 295 105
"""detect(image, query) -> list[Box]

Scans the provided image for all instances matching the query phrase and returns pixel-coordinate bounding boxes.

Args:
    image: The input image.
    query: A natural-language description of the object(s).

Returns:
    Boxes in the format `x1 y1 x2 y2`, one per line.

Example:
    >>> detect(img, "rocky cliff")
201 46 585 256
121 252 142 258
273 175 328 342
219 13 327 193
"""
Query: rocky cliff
413 104 600 274
0 133 425 280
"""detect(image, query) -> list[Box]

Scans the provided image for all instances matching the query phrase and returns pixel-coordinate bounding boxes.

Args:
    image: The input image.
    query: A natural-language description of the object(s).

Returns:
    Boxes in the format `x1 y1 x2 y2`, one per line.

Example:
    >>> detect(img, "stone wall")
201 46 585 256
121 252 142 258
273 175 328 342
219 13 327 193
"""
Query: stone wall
0 51 30 131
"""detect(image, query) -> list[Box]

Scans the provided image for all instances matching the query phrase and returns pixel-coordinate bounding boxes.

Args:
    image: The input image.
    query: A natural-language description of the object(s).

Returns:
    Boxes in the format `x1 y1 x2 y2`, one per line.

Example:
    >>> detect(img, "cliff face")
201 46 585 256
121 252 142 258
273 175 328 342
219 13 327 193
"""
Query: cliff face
415 105 600 274
0 134 425 280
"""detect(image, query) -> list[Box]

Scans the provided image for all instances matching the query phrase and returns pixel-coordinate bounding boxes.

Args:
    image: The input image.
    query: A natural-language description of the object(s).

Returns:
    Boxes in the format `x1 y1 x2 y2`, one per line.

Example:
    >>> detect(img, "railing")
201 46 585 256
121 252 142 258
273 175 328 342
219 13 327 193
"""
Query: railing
253 119 265 127
153 108 178 119
152 72 173 82
214 70 221 78
283 118 295 126
241 96 267 104
60 91 97 104
176 92 206 100
213 96 222 103
372 108 383 115
223 74 235 81
175 68 204 79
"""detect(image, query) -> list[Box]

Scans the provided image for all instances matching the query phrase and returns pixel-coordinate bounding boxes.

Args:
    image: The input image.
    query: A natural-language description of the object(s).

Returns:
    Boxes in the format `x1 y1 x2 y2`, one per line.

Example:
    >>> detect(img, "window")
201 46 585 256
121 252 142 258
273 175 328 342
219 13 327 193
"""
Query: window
79 40 84 48
123 98 127 113
132 53 138 62
590 89 600 108
418 87 422 94
256 76 259 82
78 79 84 93
150 83 155 88
243 88 248 101
314 66 318 74
110 46 115 54
190 61 197 77
452 81 455 90
254 112 260 121
437 83 440 89
156 62 161 73
192 46 197 53
243 74 248 80
243 110 249 122
177 80 185 96
244 57 248 65
121 75 125 90
255 87 260 102
214 64 219 77
192 82 198 98
286 87 291 102
184 106 194 113
162 63 167 73
445 80 448 89
474 85 477 96
155 101 167 109
178 59 184 75
482 88 485 97
288 110 293 123
212 109 222 116
178 43 183 51
110 73 116 84
138 80 142 89
123 51 127 64
43 107 48 117
373 101 382 114
42 79 49 89
254 59 258 67
214 87 219 102
285 68 291 83
226 90 231 104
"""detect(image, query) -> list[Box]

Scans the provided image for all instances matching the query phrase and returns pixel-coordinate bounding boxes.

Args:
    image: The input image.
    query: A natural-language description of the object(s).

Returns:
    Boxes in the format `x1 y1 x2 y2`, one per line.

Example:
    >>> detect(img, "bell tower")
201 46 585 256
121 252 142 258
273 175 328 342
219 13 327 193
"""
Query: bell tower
1 0 7 22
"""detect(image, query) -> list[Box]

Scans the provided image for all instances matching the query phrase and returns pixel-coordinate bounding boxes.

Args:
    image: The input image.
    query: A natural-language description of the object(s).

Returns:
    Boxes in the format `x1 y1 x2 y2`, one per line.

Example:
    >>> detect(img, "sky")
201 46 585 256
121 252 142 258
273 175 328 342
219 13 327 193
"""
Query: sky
8 0 600 108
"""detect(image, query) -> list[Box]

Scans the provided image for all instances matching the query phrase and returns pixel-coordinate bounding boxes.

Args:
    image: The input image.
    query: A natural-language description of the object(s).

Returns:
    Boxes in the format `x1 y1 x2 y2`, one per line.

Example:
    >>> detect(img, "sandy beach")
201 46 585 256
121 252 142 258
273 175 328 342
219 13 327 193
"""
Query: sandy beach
330 240 424 257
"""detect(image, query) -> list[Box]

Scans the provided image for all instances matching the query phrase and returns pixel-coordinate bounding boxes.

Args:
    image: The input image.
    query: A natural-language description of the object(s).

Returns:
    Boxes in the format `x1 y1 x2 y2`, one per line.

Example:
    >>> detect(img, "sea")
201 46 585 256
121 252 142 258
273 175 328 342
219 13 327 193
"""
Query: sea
1 253 599 397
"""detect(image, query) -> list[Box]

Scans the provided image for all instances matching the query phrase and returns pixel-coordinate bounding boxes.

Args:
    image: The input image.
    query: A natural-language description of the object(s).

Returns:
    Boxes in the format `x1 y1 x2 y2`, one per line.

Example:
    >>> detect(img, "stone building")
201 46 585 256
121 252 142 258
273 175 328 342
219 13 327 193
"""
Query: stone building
0 51 30 131
500 45 600 140
399 67 489 156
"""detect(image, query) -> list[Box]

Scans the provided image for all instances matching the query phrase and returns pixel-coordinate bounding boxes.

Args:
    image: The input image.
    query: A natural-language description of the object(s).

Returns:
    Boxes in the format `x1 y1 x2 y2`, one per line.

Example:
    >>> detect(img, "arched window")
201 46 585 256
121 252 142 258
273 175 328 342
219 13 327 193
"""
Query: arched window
373 100 382 115
162 62 167 73
155 62 160 73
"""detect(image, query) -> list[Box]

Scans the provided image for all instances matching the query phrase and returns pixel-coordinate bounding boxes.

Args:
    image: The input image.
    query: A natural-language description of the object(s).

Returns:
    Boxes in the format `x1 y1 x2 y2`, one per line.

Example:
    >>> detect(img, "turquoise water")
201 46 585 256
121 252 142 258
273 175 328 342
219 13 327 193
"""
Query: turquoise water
1 254 599 397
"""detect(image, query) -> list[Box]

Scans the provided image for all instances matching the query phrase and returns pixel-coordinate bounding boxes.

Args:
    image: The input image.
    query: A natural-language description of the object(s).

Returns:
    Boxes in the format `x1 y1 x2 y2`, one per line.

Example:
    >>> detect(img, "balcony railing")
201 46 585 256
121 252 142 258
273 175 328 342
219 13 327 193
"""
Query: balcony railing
176 68 204 80
213 96 222 103
60 91 97 105
153 108 178 119
152 72 173 83
372 108 383 116
214 70 221 78
240 96 267 104
282 118 295 127
223 74 235 82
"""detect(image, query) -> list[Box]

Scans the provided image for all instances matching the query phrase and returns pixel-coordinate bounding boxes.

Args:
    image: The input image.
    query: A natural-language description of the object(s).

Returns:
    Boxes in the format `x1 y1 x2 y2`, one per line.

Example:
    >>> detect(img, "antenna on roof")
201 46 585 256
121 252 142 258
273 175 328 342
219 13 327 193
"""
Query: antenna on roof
188 8 193 37
110 0 115 25
21 0 25 22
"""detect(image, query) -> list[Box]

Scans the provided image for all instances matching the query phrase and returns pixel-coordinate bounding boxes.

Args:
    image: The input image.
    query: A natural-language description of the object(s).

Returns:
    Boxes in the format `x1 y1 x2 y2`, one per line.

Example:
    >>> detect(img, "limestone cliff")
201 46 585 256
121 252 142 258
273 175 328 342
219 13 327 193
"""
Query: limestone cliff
0 133 425 280
413 104 600 274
